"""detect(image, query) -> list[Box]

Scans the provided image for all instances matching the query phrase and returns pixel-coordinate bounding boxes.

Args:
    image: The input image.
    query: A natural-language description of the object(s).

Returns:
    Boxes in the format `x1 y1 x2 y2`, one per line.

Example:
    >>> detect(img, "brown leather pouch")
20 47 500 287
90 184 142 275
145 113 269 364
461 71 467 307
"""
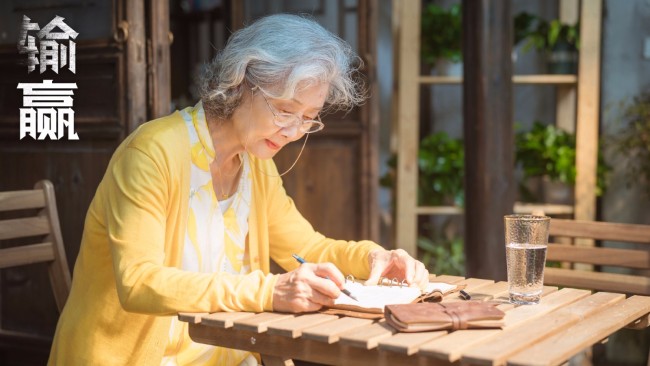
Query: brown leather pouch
384 301 505 332
320 284 465 320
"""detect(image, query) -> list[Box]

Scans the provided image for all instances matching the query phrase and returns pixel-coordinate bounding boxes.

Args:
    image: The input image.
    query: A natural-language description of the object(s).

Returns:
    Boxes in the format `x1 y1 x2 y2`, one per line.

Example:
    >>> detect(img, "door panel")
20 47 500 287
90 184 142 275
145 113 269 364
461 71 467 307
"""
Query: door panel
275 136 361 240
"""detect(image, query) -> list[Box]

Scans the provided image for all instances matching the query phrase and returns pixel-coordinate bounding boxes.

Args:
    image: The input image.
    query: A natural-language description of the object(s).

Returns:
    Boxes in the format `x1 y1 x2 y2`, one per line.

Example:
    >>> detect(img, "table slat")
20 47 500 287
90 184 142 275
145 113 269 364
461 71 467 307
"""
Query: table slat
232 312 295 333
200 312 257 328
447 281 509 303
502 289 589 326
433 275 466 283
459 278 495 289
508 295 650 366
260 355 293 366
626 313 650 330
442 278 495 302
266 313 339 338
178 312 208 324
540 285 559 297
418 288 591 362
338 320 395 349
463 291 624 365
377 331 448 355
301 317 374 344
188 321 412 366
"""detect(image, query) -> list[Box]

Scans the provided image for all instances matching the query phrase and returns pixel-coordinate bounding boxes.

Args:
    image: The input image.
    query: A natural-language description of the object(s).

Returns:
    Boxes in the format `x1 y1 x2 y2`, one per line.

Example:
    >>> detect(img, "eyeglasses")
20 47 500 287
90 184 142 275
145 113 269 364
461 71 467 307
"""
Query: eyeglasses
257 88 325 134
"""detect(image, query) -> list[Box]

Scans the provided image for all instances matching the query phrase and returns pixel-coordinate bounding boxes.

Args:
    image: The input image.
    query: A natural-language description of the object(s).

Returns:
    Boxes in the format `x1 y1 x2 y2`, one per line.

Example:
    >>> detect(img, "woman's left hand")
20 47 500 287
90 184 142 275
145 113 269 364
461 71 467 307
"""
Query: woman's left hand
364 249 430 290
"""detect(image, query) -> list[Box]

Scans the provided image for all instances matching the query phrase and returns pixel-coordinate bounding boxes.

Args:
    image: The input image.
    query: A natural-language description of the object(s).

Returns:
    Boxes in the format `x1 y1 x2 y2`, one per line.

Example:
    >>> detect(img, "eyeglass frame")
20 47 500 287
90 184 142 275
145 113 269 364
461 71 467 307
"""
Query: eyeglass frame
254 86 325 134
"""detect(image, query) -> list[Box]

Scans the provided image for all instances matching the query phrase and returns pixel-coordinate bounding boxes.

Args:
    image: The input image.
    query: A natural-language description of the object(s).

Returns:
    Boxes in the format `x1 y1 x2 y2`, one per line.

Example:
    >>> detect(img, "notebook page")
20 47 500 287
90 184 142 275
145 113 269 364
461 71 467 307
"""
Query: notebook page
334 281 458 312
334 281 421 311
424 281 457 294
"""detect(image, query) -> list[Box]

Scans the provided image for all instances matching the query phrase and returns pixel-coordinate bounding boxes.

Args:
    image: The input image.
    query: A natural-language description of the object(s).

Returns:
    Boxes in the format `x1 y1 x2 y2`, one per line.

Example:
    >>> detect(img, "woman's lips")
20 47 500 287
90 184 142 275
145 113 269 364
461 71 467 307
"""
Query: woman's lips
265 139 281 150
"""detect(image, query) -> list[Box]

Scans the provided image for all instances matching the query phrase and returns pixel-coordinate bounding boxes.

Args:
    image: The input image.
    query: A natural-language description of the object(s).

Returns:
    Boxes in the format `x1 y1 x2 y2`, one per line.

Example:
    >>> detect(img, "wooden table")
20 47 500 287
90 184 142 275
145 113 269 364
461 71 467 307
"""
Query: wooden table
179 275 650 366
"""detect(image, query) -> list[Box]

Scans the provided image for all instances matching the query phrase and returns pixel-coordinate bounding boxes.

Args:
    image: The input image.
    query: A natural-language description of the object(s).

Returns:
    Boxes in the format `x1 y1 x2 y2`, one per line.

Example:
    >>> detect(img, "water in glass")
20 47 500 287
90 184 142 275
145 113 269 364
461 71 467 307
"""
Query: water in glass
506 243 547 304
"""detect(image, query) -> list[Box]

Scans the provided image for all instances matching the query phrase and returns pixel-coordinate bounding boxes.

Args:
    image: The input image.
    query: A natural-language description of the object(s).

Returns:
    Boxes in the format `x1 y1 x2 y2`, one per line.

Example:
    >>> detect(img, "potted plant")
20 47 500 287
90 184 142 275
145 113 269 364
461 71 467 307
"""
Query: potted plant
421 3 462 75
380 132 465 274
382 131 464 206
515 121 609 203
514 12 580 74
614 92 650 197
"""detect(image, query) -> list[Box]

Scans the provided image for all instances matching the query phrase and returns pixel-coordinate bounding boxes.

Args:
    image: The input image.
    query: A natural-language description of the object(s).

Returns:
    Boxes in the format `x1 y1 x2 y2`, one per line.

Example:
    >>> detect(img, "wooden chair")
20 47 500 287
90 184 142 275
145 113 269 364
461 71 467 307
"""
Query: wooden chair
0 180 71 344
545 218 650 295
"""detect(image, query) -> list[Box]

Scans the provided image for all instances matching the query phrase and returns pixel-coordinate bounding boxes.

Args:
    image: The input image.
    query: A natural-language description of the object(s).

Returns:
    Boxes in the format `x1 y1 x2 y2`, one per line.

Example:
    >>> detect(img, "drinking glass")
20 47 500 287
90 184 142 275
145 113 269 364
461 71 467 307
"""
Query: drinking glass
504 214 550 305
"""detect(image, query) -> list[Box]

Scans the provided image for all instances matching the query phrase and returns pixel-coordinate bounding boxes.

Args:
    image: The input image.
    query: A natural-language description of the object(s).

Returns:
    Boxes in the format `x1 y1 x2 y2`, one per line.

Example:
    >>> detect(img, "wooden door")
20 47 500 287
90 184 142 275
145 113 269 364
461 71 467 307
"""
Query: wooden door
0 1 170 363
236 0 379 242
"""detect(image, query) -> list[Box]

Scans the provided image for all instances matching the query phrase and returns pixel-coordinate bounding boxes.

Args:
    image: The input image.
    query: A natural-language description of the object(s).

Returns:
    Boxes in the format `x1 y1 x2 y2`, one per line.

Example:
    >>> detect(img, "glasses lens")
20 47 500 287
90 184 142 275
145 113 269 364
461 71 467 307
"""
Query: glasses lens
301 121 324 133
274 113 299 128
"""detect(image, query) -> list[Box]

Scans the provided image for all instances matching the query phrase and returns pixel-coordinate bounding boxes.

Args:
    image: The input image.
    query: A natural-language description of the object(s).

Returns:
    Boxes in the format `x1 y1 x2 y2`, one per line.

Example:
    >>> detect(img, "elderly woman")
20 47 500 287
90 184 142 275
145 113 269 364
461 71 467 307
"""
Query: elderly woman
48 14 428 365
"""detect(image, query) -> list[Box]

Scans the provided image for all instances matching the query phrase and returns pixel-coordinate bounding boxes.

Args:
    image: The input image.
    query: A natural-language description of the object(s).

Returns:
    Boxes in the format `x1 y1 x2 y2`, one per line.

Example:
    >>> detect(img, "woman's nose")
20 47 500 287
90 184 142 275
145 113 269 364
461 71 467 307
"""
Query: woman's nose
280 124 301 139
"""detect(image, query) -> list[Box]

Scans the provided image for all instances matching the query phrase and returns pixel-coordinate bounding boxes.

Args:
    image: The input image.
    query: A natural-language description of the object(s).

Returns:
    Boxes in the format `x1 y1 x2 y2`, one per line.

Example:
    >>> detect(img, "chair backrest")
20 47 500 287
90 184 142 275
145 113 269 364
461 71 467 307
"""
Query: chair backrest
545 218 650 295
0 180 71 312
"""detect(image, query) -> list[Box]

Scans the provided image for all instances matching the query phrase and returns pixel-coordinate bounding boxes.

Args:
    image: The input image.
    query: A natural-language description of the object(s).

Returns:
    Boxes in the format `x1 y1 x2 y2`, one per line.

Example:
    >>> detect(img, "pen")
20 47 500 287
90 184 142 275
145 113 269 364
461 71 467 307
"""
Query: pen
291 254 359 302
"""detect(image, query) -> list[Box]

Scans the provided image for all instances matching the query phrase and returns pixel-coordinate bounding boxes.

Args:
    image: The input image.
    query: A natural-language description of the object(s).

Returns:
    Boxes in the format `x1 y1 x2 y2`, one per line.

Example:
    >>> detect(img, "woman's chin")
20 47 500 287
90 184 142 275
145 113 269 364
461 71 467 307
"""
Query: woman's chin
247 146 279 160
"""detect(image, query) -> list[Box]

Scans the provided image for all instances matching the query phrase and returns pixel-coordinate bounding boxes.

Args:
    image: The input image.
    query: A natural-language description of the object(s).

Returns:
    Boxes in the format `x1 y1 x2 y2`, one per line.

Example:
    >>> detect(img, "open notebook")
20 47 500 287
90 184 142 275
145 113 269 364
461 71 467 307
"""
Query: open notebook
330 280 459 314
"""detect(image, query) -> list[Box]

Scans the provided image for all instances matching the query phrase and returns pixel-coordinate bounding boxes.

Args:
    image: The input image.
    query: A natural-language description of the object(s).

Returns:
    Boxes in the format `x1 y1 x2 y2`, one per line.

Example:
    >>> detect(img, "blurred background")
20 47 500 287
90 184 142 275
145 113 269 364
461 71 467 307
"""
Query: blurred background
0 0 649 364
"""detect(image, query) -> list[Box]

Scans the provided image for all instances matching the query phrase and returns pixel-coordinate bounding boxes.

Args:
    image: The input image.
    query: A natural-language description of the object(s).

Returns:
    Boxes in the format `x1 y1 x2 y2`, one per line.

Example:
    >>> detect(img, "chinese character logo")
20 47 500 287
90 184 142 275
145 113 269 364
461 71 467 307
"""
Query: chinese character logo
18 15 78 74
17 80 79 140
17 15 79 141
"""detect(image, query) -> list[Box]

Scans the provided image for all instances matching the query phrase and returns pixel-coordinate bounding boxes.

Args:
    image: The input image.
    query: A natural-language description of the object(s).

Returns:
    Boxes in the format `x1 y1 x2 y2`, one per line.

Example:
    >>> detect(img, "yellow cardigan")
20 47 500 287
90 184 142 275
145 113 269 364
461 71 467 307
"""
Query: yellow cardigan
48 110 383 365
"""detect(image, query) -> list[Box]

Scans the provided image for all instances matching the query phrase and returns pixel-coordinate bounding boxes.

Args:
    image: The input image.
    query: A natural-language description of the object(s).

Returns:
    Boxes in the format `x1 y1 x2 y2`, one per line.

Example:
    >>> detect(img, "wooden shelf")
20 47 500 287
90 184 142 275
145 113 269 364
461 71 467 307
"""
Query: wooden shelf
418 76 462 85
415 202 574 216
513 75 578 84
394 1 601 255
418 74 578 85
513 202 574 215
415 206 463 215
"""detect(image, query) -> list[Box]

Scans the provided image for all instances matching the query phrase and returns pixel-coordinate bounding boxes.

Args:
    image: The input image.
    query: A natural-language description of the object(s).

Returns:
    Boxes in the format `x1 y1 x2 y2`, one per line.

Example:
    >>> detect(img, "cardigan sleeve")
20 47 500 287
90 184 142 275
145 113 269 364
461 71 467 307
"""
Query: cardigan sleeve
261 160 385 280
104 145 277 314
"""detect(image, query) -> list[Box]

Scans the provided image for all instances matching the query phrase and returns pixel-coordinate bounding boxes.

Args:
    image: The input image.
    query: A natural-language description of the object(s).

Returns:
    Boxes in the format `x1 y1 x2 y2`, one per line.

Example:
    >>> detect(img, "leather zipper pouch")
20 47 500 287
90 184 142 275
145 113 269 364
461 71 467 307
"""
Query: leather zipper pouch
384 301 505 332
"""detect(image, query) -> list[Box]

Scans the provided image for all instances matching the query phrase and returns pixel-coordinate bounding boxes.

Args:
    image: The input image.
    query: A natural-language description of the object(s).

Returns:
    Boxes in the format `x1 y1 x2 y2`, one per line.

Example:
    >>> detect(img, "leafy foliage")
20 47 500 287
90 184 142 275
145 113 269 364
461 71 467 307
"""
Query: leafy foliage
421 3 462 65
418 235 465 276
515 121 609 196
516 122 576 184
615 93 650 197
514 12 579 53
380 132 464 206
380 132 465 275
418 132 465 206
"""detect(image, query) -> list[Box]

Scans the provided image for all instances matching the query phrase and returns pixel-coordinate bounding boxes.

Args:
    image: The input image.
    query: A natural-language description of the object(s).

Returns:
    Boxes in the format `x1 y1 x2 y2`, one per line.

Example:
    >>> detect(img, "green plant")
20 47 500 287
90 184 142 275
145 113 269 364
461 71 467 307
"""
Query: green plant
614 92 650 197
515 121 609 196
380 132 464 206
418 235 465 276
380 132 465 275
421 3 462 66
514 12 579 53
514 12 537 46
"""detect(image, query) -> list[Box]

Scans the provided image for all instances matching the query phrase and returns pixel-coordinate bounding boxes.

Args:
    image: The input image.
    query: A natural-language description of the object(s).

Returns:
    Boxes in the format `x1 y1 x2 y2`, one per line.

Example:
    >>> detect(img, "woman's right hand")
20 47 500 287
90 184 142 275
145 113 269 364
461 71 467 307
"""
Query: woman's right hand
272 263 345 313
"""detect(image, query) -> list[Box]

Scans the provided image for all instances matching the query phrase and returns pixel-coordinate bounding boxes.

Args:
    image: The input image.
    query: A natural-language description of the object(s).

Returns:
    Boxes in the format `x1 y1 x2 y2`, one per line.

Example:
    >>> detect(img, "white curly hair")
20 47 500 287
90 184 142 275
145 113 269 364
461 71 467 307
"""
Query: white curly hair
199 13 366 119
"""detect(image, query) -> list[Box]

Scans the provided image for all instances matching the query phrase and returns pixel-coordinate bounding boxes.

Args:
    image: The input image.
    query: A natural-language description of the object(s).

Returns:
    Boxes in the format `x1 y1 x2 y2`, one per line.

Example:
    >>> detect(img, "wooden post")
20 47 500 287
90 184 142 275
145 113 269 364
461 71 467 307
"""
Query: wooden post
148 0 172 119
575 0 602 224
395 1 420 256
358 0 380 242
574 0 602 271
556 0 579 133
230 0 245 31
126 0 147 132
462 0 513 280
